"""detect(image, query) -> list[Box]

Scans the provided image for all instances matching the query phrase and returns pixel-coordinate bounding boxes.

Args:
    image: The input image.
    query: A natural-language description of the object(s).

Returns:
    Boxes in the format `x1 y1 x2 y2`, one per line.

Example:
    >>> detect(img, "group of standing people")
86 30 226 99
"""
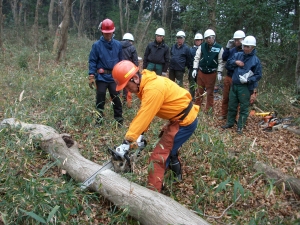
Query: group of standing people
87 18 262 193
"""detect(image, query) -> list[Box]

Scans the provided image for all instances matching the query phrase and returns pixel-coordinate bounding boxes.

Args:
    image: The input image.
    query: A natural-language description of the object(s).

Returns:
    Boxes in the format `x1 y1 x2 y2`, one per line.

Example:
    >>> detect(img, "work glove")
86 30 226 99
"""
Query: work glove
115 140 130 159
241 70 254 79
162 72 167 76
192 69 197 78
239 75 248 84
89 75 96 89
226 39 234 49
217 72 222 81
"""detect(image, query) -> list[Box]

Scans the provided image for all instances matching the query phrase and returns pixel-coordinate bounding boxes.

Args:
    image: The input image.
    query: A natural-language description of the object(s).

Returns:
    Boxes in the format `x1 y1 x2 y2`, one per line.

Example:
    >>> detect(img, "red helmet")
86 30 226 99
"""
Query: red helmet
99 18 115 33
112 60 139 91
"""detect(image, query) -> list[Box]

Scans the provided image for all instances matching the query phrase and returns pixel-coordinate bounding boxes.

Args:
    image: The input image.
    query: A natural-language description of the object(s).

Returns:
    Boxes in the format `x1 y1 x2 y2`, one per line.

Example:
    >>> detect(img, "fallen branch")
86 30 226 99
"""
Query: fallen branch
0 118 210 225
254 161 300 196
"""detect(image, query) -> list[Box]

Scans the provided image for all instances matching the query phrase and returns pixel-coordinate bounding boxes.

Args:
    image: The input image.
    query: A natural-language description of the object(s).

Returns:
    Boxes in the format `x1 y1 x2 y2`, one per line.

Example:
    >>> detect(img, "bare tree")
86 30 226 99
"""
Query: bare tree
56 0 72 62
48 0 55 35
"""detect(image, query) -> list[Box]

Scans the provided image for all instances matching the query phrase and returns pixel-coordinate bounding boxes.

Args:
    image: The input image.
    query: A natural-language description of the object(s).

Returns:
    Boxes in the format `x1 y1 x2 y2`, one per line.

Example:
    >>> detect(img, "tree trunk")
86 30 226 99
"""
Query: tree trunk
208 0 216 31
78 0 87 38
254 161 300 196
133 0 144 40
125 0 130 32
32 0 41 51
161 0 170 29
0 118 210 225
119 0 124 36
56 0 72 62
0 0 3 49
137 0 157 54
296 2 300 94
71 1 79 31
10 0 19 26
48 0 55 35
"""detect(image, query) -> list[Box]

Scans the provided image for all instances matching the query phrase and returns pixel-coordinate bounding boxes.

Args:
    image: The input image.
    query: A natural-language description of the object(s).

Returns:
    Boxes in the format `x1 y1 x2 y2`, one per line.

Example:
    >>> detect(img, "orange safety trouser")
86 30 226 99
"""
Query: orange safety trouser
221 76 233 116
195 70 217 111
147 121 180 192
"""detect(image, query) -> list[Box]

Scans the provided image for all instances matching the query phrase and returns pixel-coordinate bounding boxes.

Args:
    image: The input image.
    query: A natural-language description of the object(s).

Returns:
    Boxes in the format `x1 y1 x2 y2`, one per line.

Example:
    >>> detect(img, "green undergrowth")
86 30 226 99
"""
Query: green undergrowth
0 34 299 225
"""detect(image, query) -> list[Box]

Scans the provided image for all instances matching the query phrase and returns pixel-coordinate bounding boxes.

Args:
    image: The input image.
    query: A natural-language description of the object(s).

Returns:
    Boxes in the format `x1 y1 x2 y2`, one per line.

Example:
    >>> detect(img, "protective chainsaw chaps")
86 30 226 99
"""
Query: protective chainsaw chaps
147 121 180 192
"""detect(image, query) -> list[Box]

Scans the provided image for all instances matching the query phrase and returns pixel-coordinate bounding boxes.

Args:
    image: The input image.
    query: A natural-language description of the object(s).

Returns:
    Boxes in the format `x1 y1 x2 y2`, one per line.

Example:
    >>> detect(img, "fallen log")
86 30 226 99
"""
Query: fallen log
254 161 300 196
0 118 210 225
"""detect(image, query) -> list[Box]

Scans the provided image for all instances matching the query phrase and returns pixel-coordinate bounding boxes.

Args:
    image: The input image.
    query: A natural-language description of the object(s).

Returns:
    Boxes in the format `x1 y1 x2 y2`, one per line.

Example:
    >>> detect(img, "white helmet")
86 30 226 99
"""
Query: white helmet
242 35 256 46
176 31 186 38
122 33 134 41
194 33 203 40
155 28 165 36
233 30 245 39
204 29 216 38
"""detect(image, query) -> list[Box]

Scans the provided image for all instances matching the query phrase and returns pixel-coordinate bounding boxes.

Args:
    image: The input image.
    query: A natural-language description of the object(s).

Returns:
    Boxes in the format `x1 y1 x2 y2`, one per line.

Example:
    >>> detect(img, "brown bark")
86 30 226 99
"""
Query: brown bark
119 0 124 36
137 0 157 54
48 0 55 35
0 118 210 225
56 0 72 62
208 0 216 31
133 0 144 40
161 0 170 29
254 161 300 196
10 0 20 26
78 0 87 38
33 0 41 51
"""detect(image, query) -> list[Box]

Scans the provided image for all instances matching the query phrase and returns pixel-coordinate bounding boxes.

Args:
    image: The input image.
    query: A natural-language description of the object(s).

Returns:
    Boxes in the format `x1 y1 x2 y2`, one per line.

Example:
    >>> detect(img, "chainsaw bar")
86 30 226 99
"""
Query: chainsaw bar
80 160 113 189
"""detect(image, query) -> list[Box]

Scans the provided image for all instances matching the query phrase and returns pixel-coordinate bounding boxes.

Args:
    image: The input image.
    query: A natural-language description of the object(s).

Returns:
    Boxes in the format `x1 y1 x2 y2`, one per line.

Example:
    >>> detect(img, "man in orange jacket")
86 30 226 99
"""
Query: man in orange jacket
112 60 199 192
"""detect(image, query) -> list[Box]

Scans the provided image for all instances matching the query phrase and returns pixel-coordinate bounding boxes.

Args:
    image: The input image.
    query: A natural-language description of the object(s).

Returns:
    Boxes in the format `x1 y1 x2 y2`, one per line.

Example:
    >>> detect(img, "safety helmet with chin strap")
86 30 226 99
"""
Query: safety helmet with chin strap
112 60 139 91
155 28 165 36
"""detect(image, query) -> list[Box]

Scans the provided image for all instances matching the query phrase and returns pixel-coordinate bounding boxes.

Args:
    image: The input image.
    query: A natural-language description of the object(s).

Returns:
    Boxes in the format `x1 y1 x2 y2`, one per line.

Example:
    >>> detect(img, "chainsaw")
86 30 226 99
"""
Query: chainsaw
81 136 147 189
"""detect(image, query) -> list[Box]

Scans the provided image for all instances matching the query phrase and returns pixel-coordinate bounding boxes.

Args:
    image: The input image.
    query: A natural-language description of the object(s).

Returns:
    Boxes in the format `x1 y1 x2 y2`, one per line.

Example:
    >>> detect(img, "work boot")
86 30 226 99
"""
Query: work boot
237 127 243 134
221 124 234 129
169 156 182 182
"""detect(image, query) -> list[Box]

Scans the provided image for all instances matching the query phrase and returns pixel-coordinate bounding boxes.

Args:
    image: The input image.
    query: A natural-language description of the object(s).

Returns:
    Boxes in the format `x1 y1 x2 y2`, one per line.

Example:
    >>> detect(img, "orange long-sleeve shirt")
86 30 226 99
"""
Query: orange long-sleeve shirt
125 70 199 142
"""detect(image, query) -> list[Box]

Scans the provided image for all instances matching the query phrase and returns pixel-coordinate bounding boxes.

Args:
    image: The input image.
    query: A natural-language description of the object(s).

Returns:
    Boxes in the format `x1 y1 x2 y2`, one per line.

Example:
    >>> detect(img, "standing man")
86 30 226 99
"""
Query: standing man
143 28 170 76
188 33 203 100
88 18 123 126
192 29 225 113
169 31 192 87
221 36 262 134
120 33 139 108
112 60 199 192
218 30 245 120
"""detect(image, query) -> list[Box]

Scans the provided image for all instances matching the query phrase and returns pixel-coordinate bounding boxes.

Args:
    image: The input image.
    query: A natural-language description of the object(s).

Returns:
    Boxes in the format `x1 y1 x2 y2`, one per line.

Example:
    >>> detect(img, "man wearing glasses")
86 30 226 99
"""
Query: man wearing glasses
192 29 225 113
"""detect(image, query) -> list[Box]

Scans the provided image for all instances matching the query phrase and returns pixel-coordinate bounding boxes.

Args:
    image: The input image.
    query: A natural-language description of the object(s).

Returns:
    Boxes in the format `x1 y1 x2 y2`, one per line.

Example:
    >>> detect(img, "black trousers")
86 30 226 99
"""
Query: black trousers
95 80 123 122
